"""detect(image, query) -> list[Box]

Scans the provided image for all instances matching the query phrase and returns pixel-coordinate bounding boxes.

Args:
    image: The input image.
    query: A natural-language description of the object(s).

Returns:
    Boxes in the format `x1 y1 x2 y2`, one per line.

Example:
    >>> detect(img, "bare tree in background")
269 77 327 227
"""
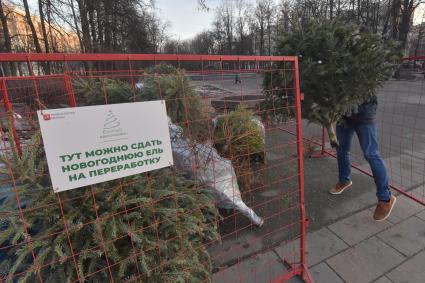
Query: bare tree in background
191 31 215 54
0 0 17 75
22 0 42 54
38 0 49 53
38 0 51 73
0 0 12 53
2 0 424 57
397 0 423 49
276 0 292 35
22 0 52 74
68 0 84 52
234 0 253 54
254 1 267 55
45 0 57 52
265 0 275 55
1 0 164 55
198 0 209 11
219 0 235 54
75 0 92 52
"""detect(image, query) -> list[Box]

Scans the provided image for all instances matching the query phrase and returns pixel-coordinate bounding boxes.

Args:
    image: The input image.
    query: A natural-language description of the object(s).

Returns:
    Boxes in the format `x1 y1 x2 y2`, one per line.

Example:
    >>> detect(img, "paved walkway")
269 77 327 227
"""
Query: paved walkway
306 187 425 283
213 187 425 283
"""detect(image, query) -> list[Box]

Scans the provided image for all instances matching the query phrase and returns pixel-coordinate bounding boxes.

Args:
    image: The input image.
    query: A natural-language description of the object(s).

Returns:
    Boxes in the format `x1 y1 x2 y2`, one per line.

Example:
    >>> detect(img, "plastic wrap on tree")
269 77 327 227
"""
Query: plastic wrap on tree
169 119 264 227
251 117 266 142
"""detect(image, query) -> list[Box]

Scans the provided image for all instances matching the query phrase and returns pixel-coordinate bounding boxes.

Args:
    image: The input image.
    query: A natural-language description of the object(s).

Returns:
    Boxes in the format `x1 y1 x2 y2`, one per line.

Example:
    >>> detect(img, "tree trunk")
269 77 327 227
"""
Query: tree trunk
23 0 49 74
22 0 43 53
46 0 57 52
69 0 84 52
267 19 271 55
398 14 412 49
0 0 12 53
0 0 15 75
373 1 380 33
398 0 414 50
38 0 49 52
259 21 264 55
76 0 92 52
111 0 118 52
337 0 341 17
38 0 50 74
104 0 113 52
382 0 392 37
325 122 339 148
391 0 401 40
357 0 361 24
365 0 369 25
88 1 97 52
96 3 103 51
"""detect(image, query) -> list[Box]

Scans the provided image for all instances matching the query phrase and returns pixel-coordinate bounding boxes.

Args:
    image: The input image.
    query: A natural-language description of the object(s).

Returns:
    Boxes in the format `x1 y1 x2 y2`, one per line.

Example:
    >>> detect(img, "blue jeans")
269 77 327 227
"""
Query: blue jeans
336 123 391 201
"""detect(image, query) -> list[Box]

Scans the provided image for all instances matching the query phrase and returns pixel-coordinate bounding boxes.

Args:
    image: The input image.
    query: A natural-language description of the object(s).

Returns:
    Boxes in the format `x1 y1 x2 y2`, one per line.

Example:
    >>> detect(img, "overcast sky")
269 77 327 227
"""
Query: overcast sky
156 0 221 40
156 0 425 41
26 0 425 41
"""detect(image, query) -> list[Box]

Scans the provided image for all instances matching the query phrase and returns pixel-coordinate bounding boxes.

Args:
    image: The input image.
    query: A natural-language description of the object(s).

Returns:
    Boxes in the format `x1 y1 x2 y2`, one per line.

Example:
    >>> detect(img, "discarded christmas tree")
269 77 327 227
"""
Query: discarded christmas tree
214 107 264 159
214 107 265 191
264 21 398 147
142 64 209 142
73 78 140 105
0 132 220 282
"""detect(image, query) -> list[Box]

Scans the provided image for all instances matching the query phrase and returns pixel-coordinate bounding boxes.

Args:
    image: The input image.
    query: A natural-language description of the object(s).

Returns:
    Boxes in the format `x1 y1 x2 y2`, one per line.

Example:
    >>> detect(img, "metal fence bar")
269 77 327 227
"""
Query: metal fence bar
0 53 298 63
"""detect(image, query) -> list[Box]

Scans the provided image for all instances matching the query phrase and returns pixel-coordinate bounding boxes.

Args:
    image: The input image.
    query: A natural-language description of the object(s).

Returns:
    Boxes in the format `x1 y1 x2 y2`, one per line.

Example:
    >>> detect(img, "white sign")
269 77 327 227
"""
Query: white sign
38 101 173 192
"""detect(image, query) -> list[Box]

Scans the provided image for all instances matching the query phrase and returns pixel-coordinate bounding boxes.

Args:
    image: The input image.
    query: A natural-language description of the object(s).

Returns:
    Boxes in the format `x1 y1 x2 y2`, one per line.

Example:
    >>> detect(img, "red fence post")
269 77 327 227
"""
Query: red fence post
128 56 137 101
64 73 77 107
294 57 314 283
309 127 328 158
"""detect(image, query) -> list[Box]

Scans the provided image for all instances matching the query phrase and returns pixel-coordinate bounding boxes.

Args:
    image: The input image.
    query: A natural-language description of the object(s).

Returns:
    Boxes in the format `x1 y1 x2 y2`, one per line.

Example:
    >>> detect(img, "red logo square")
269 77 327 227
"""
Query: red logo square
43 114 51 121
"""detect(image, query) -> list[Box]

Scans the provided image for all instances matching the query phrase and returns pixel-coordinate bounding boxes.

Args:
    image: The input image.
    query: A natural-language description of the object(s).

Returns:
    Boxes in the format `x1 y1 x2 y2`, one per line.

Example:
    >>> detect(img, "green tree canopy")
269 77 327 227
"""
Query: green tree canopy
265 21 398 147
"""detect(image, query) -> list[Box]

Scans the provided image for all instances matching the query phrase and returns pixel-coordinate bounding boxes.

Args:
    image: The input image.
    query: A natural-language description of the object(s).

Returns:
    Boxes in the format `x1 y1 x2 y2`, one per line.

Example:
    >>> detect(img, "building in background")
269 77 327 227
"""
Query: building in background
0 3 80 53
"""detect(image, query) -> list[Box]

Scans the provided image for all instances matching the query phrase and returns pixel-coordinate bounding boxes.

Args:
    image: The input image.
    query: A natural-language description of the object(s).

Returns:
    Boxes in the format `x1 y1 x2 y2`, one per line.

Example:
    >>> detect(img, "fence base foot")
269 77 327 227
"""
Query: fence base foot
301 265 314 283
309 149 335 159
309 150 327 158
272 264 314 283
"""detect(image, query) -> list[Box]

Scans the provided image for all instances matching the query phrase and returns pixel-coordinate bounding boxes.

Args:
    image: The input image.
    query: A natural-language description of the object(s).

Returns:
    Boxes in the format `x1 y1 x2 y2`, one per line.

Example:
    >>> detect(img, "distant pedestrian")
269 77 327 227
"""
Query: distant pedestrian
422 61 425 79
235 73 242 84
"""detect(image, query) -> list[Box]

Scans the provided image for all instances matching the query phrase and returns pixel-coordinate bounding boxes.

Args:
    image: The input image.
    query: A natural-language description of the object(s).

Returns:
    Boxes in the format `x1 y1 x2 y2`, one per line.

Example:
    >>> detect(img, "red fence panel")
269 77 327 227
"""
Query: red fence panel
0 53 312 282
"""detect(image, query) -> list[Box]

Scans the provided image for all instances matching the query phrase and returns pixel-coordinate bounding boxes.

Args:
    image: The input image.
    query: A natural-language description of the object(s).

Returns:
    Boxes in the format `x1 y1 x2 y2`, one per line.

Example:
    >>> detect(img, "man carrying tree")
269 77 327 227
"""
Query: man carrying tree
329 97 396 221
268 21 399 222
327 25 396 221
422 61 425 79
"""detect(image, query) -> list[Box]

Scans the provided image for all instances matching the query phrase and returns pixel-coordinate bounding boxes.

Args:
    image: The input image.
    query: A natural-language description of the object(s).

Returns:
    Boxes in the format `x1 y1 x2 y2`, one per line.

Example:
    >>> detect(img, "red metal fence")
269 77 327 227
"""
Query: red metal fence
304 56 425 207
0 54 311 282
